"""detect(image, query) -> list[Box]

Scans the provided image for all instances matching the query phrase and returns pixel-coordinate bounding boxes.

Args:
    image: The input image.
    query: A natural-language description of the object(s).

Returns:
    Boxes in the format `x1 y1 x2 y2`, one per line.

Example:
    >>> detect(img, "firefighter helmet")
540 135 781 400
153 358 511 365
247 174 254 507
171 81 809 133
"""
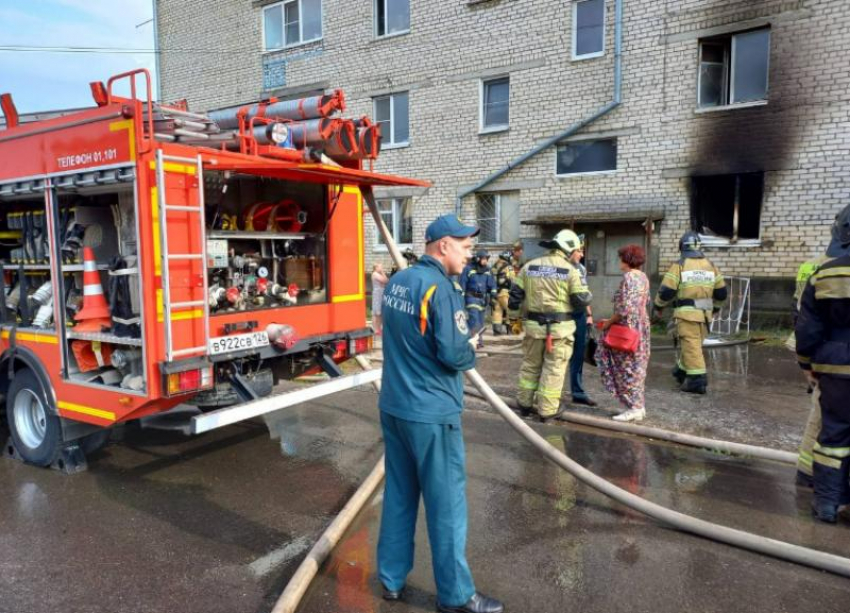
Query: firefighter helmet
540 229 582 255
679 231 702 253
833 204 850 246
498 251 512 263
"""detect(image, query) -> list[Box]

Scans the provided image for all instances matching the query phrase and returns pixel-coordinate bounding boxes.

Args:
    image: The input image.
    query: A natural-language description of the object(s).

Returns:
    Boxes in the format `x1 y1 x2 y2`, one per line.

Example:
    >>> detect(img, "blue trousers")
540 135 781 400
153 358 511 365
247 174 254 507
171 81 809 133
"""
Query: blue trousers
378 411 475 607
568 310 588 400
466 305 486 336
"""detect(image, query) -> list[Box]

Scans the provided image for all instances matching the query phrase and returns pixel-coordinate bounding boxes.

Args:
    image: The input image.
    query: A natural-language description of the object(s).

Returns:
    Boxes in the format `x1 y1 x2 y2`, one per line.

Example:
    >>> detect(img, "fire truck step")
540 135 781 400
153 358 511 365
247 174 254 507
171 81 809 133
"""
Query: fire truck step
191 369 382 434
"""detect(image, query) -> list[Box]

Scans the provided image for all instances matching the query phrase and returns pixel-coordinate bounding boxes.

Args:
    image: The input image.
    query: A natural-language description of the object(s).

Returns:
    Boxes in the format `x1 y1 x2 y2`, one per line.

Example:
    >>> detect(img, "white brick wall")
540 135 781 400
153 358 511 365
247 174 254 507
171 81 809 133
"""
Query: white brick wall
158 0 850 279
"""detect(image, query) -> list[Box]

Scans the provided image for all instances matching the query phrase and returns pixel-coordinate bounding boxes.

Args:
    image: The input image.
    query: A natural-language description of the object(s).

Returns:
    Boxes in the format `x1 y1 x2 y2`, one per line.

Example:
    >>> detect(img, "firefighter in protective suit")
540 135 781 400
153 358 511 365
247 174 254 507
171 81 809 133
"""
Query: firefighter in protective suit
509 230 592 422
491 252 515 335
792 253 831 487
796 204 850 523
654 231 727 394
460 251 496 345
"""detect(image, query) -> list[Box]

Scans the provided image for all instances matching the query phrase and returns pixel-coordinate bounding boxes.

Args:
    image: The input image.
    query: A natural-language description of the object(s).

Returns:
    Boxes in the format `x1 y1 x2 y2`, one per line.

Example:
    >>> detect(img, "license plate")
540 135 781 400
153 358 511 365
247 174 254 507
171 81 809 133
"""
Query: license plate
208 331 270 356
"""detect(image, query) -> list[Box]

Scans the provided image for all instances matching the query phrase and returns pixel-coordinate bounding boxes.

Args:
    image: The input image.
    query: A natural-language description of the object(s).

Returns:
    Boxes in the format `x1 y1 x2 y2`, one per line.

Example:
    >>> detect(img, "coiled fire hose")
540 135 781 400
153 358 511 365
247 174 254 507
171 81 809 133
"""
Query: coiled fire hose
270 190 850 613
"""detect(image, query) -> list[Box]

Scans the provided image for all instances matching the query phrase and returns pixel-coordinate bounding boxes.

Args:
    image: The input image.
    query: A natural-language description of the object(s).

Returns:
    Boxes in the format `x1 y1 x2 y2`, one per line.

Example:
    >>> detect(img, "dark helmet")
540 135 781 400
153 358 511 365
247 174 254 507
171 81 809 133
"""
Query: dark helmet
827 204 850 257
401 248 418 262
475 250 490 260
833 204 850 245
679 231 702 253
498 251 512 263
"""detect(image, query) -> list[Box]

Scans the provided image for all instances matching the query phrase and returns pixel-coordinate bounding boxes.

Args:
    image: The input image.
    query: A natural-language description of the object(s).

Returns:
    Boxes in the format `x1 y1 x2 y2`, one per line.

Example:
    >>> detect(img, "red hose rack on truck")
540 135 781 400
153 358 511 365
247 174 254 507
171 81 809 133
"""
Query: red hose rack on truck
0 69 427 471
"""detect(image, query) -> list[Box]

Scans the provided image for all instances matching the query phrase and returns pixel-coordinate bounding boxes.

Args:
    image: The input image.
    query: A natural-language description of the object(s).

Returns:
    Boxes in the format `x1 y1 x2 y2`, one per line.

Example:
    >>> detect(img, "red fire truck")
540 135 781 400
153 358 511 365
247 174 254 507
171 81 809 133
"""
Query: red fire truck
0 70 425 471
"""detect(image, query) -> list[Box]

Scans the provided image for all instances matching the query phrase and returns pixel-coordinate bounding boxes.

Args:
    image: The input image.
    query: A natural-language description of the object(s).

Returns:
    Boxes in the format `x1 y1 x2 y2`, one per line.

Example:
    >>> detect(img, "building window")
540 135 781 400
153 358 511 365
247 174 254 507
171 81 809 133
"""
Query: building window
572 0 605 60
480 77 510 133
375 0 410 37
263 0 322 51
475 192 520 244
373 92 409 148
375 198 413 249
691 172 764 244
556 139 617 175
698 28 770 108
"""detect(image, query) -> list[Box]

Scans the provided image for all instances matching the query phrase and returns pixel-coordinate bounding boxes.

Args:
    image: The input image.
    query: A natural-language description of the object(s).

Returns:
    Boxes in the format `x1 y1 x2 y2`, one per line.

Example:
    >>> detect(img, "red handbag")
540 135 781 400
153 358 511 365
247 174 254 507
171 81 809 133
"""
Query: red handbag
602 324 640 354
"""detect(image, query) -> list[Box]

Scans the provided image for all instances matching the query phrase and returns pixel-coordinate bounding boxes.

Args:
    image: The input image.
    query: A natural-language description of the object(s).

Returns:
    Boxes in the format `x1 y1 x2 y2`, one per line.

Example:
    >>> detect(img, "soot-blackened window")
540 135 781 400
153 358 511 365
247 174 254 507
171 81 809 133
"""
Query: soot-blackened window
691 172 764 242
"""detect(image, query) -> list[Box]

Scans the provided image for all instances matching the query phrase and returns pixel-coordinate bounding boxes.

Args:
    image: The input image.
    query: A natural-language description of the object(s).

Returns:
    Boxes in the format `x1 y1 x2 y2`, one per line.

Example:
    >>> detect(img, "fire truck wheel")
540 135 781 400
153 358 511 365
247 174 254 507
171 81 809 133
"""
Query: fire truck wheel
7 369 61 467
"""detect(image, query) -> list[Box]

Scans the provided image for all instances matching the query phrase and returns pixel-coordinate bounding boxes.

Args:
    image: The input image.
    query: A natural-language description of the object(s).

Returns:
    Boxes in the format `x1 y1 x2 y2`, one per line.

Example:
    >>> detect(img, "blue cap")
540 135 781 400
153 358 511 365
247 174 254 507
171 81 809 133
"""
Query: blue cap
425 214 480 243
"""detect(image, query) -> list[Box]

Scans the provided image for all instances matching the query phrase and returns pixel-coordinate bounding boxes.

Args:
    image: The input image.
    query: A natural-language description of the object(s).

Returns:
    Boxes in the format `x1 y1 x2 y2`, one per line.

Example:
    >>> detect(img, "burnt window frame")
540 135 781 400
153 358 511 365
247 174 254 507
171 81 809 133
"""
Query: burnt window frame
697 27 771 110
690 172 765 246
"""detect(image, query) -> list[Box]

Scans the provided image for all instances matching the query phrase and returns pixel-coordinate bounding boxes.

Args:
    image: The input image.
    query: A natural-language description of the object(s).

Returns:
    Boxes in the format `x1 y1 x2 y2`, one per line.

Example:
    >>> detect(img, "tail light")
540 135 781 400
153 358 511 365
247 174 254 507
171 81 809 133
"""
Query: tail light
350 336 372 355
166 366 214 396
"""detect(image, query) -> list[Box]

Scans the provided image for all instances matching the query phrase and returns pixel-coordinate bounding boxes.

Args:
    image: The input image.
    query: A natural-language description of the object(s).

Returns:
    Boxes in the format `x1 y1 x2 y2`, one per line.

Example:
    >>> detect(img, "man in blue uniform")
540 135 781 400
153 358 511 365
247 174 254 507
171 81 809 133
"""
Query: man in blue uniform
378 214 504 613
566 235 597 407
461 251 497 348
796 204 850 523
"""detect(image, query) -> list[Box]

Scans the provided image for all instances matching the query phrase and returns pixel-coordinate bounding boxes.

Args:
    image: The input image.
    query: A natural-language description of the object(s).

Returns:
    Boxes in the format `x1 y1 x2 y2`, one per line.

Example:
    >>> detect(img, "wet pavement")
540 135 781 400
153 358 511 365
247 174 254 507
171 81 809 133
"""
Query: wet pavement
289 392 850 613
471 336 810 450
2 342 849 613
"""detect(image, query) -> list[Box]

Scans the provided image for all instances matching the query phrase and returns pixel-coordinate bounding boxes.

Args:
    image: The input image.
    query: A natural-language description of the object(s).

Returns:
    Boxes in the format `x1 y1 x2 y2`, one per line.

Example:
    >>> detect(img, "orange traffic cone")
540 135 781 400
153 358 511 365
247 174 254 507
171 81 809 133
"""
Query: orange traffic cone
74 247 111 332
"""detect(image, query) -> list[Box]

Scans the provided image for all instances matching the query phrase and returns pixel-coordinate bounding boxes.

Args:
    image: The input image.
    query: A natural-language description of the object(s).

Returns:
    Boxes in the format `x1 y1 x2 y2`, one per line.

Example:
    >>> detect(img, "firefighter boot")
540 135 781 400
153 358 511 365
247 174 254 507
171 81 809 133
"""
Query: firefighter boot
492 324 503 336
812 459 850 524
671 366 687 384
681 374 707 394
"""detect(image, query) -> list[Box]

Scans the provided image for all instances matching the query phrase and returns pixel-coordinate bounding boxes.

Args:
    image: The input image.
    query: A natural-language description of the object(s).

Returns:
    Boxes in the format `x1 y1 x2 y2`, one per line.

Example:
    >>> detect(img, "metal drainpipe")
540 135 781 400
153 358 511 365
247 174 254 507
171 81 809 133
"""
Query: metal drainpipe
455 0 624 217
152 0 162 101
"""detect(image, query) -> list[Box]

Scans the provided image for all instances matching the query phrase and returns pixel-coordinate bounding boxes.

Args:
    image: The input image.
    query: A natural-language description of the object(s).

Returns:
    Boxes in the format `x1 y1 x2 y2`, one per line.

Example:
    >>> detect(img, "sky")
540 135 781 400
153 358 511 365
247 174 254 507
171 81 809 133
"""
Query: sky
0 0 157 114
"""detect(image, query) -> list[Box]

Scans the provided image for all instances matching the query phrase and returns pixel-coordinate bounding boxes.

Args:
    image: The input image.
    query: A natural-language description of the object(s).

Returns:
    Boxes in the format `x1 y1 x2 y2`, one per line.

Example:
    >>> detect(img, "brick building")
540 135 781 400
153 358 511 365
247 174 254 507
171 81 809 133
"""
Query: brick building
157 0 850 318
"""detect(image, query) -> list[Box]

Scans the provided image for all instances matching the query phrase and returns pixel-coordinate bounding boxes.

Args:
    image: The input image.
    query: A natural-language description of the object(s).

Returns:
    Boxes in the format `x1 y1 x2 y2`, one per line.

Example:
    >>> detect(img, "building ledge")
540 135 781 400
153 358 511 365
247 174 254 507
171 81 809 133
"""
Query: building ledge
522 209 665 225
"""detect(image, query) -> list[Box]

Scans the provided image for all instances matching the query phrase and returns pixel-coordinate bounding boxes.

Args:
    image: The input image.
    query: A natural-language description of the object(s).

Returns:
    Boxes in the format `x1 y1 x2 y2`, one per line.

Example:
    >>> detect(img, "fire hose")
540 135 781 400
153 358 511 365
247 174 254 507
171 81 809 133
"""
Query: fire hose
270 189 850 613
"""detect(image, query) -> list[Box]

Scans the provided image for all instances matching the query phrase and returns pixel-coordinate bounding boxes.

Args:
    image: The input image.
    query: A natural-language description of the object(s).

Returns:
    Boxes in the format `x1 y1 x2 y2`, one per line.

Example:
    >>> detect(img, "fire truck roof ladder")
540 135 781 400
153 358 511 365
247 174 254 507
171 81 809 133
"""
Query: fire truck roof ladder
155 149 211 361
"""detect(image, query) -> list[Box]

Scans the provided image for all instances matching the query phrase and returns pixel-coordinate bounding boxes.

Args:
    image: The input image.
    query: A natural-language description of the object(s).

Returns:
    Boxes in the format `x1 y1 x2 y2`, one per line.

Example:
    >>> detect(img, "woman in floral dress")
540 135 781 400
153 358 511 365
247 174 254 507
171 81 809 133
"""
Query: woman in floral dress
596 244 651 422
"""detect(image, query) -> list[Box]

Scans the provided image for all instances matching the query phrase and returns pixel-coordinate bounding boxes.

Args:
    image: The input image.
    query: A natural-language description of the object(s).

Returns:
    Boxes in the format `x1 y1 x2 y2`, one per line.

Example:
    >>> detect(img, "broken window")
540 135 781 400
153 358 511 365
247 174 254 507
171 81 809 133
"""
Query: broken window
698 28 770 108
691 172 764 243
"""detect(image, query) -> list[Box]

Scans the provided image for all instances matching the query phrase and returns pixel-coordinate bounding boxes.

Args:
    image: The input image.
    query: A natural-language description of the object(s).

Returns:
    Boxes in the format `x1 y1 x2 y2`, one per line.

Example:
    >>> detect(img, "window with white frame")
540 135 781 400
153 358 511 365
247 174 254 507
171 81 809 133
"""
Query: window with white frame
698 28 770 108
480 77 510 132
373 92 409 148
573 0 605 59
375 198 413 249
263 0 322 51
556 139 617 175
476 192 520 244
375 0 410 37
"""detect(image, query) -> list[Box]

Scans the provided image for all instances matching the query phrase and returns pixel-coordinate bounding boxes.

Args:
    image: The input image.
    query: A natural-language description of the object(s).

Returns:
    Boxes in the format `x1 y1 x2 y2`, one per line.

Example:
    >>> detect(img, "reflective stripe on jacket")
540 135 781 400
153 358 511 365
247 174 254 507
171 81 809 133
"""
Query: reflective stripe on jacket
511 250 591 339
655 256 727 323
796 255 850 377
380 255 477 424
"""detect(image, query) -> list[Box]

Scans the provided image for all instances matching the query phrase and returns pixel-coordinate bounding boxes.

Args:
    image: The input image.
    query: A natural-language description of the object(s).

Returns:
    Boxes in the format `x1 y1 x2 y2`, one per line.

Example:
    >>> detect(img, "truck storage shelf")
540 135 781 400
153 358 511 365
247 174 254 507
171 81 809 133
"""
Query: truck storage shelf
207 230 308 240
66 330 144 346
0 261 110 272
